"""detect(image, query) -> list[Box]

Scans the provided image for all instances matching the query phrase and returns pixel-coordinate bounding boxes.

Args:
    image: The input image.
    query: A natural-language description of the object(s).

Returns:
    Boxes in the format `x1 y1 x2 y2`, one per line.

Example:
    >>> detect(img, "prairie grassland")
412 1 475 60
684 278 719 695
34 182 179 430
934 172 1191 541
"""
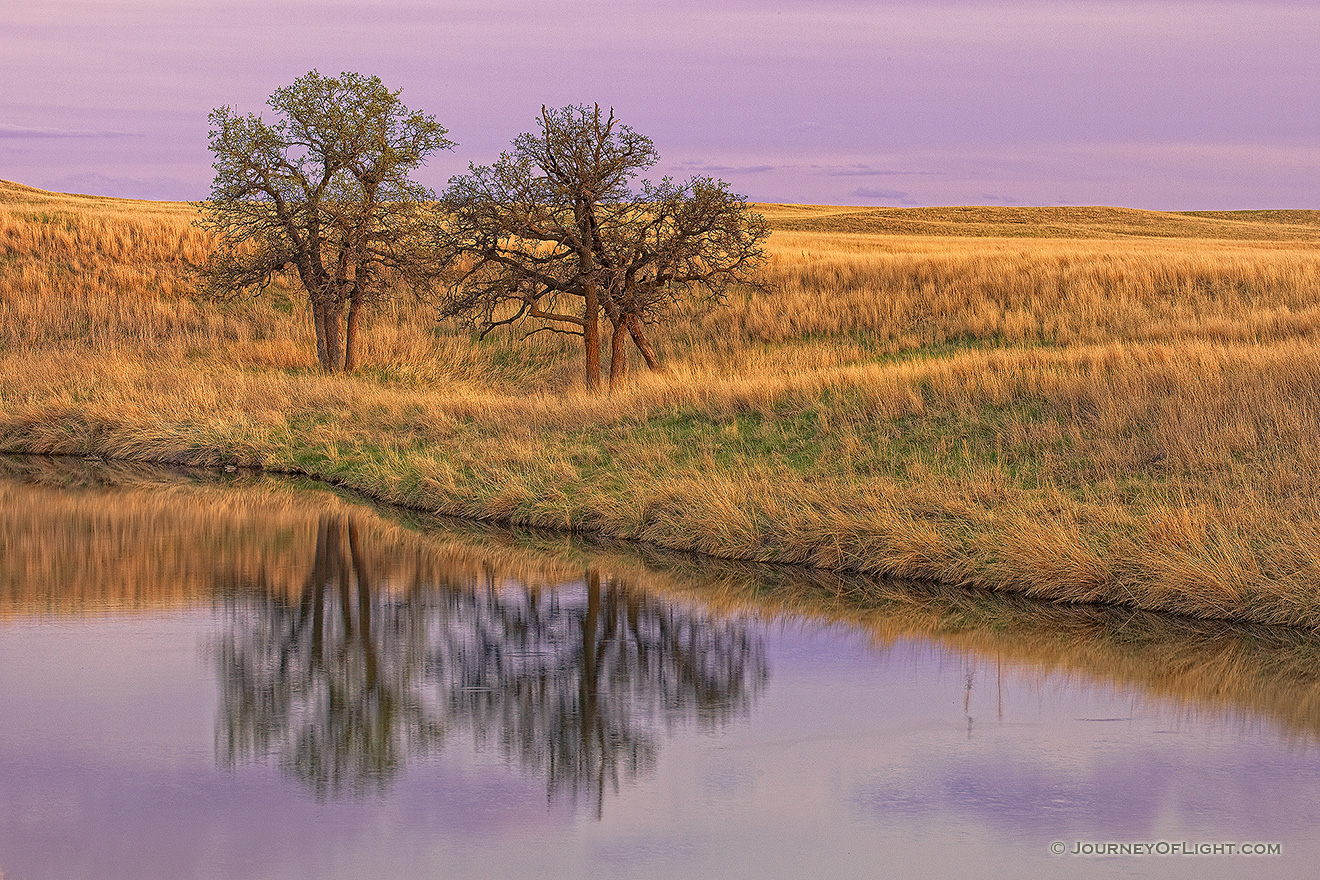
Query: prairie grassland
5 179 1320 627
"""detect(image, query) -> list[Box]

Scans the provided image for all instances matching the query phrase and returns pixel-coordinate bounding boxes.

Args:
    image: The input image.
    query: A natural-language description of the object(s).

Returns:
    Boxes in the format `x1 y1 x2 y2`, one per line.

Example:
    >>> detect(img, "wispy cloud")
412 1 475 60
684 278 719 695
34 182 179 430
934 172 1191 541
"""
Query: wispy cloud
817 164 945 177
675 162 776 174
978 193 1023 205
0 124 142 140
852 186 918 205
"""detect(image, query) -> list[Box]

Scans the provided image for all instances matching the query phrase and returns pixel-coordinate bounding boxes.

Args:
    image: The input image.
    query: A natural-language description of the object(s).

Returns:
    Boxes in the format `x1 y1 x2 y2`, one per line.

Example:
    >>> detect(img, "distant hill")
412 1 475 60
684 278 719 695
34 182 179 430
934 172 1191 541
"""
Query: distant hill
754 202 1320 240
0 178 193 211
5 179 1318 241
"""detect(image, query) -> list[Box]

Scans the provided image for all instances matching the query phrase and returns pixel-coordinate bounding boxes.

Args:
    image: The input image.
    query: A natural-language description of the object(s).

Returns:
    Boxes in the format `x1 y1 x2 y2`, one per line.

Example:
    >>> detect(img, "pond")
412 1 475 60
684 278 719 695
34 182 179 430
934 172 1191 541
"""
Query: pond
1 456 1317 879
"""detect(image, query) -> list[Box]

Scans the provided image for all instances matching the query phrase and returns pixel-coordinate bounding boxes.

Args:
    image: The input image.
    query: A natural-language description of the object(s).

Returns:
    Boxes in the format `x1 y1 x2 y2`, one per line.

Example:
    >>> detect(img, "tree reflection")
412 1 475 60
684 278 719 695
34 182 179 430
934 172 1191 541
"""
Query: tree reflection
216 517 447 798
448 568 766 816
215 515 768 811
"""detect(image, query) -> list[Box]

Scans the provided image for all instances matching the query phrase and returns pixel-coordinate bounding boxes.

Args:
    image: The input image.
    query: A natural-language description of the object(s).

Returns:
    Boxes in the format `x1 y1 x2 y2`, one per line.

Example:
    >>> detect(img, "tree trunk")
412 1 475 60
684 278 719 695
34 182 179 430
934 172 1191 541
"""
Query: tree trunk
309 283 347 372
583 280 602 391
312 298 331 371
627 314 663 372
607 318 629 393
323 300 345 372
344 290 363 372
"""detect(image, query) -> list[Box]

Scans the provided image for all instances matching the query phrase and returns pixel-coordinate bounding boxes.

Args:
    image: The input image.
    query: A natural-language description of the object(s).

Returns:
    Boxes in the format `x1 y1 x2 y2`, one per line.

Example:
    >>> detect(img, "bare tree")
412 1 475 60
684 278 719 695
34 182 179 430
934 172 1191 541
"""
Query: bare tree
436 105 768 392
194 70 453 372
595 176 769 390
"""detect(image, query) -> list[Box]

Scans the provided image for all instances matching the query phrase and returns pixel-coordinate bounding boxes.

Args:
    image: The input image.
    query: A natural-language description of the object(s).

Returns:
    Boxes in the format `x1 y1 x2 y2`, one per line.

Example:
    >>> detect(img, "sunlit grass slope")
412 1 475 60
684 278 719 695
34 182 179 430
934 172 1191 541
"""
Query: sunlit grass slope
5 179 1320 628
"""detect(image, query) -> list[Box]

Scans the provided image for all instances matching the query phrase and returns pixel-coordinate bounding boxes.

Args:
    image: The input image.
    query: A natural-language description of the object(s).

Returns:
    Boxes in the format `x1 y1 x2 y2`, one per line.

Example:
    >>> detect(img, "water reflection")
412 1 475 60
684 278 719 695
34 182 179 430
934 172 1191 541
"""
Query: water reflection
215 514 767 809
4 452 1320 756
215 517 446 799
9 456 1320 879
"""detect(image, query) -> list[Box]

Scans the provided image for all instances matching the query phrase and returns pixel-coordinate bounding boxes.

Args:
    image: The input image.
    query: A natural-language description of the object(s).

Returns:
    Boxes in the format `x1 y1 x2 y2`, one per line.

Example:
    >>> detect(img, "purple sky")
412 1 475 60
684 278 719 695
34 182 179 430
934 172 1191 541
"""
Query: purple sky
3 0 1318 208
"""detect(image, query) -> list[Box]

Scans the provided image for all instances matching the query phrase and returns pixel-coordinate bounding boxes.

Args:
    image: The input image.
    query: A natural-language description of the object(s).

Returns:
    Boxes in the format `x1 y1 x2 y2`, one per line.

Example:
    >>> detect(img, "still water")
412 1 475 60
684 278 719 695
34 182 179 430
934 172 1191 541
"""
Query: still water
1 457 1318 879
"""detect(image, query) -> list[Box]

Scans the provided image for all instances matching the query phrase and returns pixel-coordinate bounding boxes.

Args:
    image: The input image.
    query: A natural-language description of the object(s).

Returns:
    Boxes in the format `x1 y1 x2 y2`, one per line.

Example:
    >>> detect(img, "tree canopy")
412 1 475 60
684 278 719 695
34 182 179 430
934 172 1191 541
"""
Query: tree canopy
195 70 453 372
436 104 768 392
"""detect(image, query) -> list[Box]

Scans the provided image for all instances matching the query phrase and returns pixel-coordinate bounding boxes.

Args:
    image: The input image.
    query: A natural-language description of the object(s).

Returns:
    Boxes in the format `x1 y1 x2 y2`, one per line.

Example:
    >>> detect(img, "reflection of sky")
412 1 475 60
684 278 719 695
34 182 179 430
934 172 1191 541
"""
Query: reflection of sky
2 1 1318 207
2 614 1318 880
0 615 575 880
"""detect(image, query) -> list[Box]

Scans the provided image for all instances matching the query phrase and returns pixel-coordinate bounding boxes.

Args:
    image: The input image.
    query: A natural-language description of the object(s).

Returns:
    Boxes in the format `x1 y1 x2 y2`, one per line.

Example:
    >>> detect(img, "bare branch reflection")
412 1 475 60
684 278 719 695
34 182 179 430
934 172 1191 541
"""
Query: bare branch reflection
215 514 768 810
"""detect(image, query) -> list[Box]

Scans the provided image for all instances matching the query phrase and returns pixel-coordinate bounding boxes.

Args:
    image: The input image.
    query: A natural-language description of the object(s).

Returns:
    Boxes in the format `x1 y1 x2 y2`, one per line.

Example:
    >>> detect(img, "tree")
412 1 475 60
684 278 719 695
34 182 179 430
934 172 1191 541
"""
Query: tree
594 176 770 390
195 70 453 372
436 105 768 392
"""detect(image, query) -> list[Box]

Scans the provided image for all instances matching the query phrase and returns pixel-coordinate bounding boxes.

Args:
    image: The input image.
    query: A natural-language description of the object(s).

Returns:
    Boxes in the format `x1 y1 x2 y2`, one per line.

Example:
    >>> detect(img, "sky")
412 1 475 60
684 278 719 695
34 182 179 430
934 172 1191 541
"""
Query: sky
2 0 1318 208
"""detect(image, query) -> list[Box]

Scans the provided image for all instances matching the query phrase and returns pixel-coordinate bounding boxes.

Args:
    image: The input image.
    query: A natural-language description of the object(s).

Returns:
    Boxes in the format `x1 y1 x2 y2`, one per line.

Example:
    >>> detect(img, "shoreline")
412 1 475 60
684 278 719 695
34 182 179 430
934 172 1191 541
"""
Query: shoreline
6 447 1318 636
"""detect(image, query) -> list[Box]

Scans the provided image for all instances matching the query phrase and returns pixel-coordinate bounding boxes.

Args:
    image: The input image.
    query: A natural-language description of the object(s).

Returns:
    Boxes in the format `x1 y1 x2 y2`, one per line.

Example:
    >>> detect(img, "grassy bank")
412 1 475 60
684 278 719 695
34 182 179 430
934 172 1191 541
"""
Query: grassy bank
4 179 1320 628
7 455 1320 743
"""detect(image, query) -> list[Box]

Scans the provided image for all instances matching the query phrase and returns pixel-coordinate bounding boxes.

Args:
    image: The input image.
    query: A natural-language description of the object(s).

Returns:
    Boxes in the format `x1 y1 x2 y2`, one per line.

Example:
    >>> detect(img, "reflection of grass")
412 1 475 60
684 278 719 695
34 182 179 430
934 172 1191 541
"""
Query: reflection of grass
5 458 1320 744
7 181 1320 626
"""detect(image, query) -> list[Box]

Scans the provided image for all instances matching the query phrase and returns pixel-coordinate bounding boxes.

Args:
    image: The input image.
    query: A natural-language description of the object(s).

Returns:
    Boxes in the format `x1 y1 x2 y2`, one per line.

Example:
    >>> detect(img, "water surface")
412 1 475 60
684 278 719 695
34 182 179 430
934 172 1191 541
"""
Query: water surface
1 457 1317 879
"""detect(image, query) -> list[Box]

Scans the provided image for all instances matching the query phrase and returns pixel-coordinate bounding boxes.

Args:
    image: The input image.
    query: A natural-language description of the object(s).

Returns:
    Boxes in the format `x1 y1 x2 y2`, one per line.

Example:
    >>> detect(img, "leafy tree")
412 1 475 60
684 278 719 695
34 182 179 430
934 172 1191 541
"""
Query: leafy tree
436 105 768 392
195 70 452 372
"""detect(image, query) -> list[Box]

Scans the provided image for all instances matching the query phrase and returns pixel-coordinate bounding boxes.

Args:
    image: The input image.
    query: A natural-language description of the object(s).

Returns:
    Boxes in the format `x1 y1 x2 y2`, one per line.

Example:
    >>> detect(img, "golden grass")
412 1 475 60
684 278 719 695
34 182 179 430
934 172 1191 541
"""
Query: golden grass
756 202 1320 240
5 179 1320 627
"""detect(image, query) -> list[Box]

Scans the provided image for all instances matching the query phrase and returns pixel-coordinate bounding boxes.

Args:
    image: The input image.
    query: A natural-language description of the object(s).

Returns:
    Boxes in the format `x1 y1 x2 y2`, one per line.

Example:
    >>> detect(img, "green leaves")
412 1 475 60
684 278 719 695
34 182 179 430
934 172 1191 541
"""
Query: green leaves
195 71 455 371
